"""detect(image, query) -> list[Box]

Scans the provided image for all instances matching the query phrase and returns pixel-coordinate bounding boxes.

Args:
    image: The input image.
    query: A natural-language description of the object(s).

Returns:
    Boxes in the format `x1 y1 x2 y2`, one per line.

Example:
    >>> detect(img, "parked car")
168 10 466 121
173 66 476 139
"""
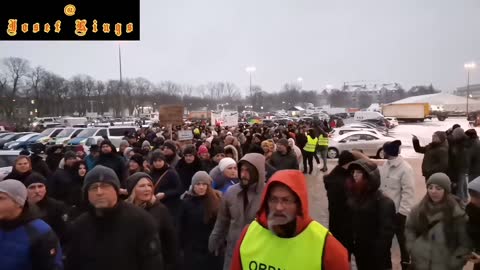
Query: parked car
3 133 40 150
329 127 386 138
327 131 392 159
0 132 34 149
30 127 65 145
50 128 85 145
0 150 21 181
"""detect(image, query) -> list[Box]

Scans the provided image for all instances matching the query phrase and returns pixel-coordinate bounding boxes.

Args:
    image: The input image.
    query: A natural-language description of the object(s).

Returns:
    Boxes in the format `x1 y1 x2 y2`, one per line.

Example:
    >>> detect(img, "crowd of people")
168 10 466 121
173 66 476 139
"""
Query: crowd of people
0 120 480 270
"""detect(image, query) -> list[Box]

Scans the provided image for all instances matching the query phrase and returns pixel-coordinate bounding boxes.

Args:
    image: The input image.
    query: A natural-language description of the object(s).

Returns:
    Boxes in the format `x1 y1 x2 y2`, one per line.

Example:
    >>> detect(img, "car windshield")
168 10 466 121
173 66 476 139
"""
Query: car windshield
77 128 98 137
56 128 75 137
40 128 54 136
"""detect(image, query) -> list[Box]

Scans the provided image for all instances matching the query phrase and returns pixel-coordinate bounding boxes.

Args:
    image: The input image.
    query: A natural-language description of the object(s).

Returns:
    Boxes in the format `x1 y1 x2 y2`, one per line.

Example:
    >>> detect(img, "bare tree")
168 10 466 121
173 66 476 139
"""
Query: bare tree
3 57 30 117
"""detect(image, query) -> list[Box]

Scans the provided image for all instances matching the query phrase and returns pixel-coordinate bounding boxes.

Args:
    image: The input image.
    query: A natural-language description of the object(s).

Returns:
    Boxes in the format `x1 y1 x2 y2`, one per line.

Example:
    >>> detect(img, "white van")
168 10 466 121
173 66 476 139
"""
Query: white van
354 111 384 121
70 126 138 149
60 117 88 127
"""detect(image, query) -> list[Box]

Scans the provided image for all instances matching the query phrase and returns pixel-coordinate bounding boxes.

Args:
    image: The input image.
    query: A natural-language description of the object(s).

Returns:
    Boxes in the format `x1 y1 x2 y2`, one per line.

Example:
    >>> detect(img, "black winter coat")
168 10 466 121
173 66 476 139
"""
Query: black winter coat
144 201 178 270
466 138 480 180
150 166 183 221
466 203 480 251
36 196 68 244
323 165 352 251
348 190 395 270
175 157 203 192
95 153 127 187
65 201 164 270
269 150 299 170
48 167 83 207
4 169 32 184
413 139 449 179
180 194 223 270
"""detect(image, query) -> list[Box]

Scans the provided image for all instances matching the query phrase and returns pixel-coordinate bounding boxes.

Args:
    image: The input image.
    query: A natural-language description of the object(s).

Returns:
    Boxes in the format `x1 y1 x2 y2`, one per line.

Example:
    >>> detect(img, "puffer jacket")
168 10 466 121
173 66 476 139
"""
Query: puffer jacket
405 197 471 270
208 153 266 270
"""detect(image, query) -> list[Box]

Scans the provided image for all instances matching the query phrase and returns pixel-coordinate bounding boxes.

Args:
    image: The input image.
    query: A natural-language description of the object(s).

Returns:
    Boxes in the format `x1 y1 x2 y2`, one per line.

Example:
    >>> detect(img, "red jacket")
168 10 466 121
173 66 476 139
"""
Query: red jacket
230 170 350 270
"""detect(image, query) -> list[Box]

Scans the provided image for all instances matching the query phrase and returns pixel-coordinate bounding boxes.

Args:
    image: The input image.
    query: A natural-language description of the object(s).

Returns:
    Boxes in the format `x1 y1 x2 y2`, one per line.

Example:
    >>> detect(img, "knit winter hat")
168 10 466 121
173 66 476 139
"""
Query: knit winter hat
129 153 144 167
119 140 129 147
150 150 166 164
198 145 208 155
383 140 402 157
183 144 196 156
126 172 153 195
163 140 177 153
219 157 236 172
23 172 48 188
142 140 151 148
83 165 121 193
211 145 224 157
427 173 451 193
64 150 77 161
0 179 28 206
191 171 213 187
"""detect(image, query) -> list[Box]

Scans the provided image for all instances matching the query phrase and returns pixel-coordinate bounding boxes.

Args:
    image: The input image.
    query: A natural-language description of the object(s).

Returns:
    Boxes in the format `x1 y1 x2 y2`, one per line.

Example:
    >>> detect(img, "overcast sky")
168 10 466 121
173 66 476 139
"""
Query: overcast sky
1 0 479 96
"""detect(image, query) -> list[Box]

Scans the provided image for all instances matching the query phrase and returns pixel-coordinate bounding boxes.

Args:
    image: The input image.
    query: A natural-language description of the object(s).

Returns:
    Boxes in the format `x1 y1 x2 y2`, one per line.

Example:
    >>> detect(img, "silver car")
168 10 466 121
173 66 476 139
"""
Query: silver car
327 131 393 159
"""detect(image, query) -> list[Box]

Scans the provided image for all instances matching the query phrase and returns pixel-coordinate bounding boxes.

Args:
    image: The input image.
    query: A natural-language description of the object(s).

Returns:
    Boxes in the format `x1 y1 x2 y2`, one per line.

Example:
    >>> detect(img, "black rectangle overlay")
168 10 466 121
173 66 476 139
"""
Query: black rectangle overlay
0 0 140 40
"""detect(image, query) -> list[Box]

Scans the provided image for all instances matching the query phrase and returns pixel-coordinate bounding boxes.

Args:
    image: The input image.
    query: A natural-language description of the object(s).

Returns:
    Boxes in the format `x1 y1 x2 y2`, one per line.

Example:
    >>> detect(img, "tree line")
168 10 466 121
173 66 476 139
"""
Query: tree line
0 57 441 121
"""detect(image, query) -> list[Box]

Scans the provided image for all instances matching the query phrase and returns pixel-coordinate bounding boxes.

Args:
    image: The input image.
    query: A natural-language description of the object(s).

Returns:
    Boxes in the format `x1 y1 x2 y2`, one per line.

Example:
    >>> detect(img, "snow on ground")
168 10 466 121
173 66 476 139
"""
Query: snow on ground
385 117 479 158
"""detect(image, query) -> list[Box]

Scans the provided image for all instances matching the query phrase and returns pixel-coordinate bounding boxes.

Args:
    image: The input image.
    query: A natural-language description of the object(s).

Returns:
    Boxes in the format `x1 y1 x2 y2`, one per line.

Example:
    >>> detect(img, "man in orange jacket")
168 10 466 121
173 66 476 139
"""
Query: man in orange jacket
230 170 349 270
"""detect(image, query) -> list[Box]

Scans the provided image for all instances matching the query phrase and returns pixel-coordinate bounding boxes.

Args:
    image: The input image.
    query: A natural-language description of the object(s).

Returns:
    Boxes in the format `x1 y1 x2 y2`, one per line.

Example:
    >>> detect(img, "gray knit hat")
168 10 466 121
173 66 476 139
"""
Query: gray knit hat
0 179 28 206
191 171 212 187
427 173 451 193
83 165 121 193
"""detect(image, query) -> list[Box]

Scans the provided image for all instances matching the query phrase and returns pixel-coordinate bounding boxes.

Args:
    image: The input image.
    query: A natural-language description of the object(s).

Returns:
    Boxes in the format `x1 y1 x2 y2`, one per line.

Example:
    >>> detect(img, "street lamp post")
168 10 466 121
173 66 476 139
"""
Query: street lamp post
464 62 476 116
297 77 303 90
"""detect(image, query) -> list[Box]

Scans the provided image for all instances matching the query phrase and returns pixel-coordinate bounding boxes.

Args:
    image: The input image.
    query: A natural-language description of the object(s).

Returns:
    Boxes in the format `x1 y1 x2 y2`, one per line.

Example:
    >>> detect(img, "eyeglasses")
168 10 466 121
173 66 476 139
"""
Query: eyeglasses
267 197 297 206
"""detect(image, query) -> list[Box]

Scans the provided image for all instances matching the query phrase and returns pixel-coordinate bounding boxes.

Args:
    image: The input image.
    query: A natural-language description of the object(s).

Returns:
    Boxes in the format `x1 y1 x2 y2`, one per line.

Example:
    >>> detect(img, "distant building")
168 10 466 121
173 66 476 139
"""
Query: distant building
456 84 480 99
343 82 404 105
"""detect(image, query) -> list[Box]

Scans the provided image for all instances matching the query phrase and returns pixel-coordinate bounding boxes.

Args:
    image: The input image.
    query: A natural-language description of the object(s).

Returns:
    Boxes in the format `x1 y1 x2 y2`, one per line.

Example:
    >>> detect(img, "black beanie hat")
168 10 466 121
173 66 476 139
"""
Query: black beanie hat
126 172 153 195
338 151 355 166
211 145 224 157
23 172 48 188
183 144 196 156
100 139 117 153
163 140 177 153
129 153 144 167
150 150 166 164
383 140 402 157
82 165 121 194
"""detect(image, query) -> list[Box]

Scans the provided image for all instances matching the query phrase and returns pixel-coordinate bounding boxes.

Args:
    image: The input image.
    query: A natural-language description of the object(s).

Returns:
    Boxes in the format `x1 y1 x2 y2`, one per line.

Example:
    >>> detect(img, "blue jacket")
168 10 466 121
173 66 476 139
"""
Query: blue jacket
85 154 97 171
0 205 63 270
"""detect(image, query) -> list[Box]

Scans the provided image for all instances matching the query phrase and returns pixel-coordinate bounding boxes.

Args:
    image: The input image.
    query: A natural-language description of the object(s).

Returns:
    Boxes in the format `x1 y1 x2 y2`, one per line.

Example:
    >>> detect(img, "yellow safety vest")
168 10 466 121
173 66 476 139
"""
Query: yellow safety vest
318 134 329 147
240 220 329 270
303 135 318 153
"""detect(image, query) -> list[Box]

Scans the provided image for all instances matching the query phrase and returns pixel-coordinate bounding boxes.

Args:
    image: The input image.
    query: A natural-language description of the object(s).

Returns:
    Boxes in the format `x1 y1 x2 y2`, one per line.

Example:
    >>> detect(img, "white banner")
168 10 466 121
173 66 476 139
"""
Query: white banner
177 130 194 141
211 111 239 127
